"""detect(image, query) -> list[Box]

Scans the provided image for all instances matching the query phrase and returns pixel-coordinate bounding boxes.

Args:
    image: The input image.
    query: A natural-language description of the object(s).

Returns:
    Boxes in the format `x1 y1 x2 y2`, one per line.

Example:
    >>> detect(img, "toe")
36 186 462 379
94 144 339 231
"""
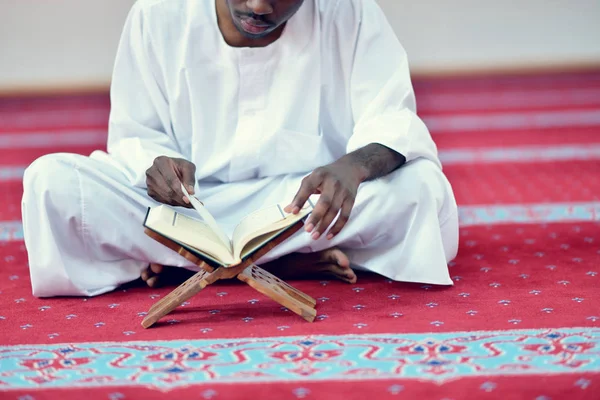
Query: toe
150 263 164 274
141 267 152 282
345 270 358 284
324 264 356 284
146 276 160 288
339 268 357 284
323 248 350 268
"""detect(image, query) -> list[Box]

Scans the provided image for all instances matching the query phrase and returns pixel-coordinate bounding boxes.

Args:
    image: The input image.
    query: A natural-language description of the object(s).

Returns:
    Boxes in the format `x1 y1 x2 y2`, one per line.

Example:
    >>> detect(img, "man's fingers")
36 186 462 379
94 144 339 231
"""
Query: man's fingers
146 174 167 203
158 166 190 207
305 194 332 235
176 159 197 195
305 178 336 235
146 157 196 207
326 198 354 239
312 194 344 240
285 175 320 214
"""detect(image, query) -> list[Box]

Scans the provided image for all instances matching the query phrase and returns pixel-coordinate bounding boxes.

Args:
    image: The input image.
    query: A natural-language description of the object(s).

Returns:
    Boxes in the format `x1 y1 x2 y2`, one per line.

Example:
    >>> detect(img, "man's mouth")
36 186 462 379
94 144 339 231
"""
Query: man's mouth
239 17 271 34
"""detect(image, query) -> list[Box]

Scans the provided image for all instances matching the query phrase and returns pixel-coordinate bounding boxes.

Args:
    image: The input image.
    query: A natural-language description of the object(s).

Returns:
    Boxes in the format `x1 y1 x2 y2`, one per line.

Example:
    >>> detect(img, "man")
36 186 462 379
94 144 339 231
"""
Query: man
22 0 459 297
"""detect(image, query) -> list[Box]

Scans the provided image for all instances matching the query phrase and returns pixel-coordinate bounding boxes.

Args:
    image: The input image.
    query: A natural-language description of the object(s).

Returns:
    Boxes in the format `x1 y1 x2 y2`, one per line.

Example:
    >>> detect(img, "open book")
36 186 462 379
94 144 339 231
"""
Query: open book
143 184 314 267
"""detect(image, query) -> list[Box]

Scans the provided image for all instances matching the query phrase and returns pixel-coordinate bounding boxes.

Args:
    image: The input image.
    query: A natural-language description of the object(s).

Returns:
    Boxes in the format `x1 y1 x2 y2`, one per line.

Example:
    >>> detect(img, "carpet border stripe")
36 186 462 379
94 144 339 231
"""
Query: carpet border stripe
458 202 600 226
1 109 599 135
425 109 600 132
417 88 600 111
2 144 600 174
439 144 600 164
0 327 598 389
0 130 108 149
2 202 599 242
0 221 24 242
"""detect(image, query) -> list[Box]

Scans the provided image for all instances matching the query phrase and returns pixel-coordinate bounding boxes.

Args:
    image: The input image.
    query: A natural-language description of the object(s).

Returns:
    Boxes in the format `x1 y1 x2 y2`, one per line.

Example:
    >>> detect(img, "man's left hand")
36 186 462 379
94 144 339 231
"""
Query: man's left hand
284 161 364 240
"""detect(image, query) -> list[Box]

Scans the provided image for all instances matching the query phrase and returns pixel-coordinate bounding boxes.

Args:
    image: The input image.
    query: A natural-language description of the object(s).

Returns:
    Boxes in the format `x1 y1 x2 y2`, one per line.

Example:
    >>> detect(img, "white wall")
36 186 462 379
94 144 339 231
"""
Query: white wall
0 0 136 92
1 0 599 92
379 0 600 74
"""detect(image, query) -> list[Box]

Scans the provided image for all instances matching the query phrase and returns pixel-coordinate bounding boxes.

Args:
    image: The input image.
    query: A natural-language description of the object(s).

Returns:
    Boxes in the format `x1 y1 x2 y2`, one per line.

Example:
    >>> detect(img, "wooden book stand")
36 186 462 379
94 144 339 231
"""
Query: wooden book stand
141 221 317 328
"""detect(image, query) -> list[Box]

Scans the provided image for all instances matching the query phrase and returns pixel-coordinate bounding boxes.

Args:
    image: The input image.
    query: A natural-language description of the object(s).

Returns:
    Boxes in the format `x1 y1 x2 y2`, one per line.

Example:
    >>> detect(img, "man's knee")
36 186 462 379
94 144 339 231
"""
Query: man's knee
23 153 80 210
358 158 449 217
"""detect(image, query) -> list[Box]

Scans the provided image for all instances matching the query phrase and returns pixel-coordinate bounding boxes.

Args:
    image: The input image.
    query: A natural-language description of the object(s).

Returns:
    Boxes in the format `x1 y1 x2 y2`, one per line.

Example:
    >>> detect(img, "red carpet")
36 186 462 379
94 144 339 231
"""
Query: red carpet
1 71 599 399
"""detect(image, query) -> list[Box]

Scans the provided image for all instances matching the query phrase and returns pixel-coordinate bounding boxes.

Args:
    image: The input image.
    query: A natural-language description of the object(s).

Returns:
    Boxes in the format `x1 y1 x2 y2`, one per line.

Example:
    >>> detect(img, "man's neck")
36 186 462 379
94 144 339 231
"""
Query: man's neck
215 0 285 48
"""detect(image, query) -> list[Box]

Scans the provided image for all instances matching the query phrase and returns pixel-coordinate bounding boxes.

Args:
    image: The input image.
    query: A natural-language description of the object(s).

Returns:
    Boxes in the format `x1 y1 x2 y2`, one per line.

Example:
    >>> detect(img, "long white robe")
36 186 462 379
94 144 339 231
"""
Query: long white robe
21 0 459 297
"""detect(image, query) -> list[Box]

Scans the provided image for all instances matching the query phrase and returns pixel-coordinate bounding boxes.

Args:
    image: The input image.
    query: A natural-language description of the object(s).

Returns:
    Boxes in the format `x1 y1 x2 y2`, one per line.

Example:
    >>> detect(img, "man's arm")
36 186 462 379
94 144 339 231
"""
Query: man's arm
107 3 191 192
342 143 407 183
285 143 405 240
286 0 438 239
344 0 439 166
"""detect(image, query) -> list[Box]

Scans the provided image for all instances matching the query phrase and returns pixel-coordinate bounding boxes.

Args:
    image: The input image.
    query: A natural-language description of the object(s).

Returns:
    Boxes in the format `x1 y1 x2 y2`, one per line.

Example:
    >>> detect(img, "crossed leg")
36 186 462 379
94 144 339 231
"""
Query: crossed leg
141 247 357 288
23 152 457 298
140 158 459 289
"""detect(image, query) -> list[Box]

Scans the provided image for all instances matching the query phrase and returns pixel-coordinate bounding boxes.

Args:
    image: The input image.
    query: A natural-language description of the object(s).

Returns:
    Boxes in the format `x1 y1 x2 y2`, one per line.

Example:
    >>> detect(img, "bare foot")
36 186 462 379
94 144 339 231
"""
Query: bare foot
141 248 357 287
140 263 194 288
262 248 357 284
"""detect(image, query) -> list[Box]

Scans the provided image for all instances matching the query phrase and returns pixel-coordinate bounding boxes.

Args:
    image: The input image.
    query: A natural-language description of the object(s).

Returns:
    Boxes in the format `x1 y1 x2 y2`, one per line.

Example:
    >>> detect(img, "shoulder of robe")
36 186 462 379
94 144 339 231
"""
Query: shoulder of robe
129 0 202 35
127 0 208 56
314 0 361 44
131 0 183 15
315 0 383 27
315 0 382 34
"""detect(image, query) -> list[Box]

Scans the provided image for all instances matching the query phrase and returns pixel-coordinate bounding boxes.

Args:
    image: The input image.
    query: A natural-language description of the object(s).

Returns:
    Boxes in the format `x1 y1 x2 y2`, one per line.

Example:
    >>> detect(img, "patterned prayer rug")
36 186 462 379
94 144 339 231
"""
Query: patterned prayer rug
0 70 599 399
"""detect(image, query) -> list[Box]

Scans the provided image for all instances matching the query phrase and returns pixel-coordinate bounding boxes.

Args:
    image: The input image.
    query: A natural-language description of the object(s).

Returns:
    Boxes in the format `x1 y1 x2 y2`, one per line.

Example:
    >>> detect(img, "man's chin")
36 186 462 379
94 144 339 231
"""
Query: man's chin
233 19 274 39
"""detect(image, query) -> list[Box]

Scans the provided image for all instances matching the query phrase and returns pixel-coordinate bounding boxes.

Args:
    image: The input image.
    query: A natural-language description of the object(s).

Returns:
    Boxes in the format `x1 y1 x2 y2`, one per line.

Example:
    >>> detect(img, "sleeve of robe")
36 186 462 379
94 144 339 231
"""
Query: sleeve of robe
105 3 188 188
343 0 441 168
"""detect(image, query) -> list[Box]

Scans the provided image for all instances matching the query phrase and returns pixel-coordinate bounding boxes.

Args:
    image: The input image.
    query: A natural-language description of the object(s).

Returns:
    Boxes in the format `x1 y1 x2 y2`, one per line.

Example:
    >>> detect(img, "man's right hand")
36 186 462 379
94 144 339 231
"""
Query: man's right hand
146 156 197 207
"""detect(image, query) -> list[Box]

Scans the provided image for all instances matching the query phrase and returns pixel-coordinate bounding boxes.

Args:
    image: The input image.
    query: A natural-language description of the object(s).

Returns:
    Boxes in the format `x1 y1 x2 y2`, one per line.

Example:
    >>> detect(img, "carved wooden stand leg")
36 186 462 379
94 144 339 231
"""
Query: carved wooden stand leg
141 221 317 328
142 269 212 328
238 265 317 322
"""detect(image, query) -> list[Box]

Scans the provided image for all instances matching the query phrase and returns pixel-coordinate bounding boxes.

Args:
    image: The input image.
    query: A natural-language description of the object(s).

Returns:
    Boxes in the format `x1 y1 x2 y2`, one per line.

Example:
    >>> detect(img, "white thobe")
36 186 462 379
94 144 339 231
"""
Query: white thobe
21 0 459 297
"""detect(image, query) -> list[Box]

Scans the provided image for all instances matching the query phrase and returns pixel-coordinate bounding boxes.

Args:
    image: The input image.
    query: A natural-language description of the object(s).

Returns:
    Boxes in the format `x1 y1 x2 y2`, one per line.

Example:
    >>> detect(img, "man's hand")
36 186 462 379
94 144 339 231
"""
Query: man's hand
284 160 363 240
146 156 197 207
284 143 407 240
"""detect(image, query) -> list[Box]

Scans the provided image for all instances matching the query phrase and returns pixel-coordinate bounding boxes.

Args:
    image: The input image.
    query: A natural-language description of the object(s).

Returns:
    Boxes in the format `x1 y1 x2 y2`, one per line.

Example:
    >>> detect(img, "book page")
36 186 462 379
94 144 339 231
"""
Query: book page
231 204 286 251
181 183 232 252
145 205 235 265
172 213 221 246
231 201 313 258
239 228 285 260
